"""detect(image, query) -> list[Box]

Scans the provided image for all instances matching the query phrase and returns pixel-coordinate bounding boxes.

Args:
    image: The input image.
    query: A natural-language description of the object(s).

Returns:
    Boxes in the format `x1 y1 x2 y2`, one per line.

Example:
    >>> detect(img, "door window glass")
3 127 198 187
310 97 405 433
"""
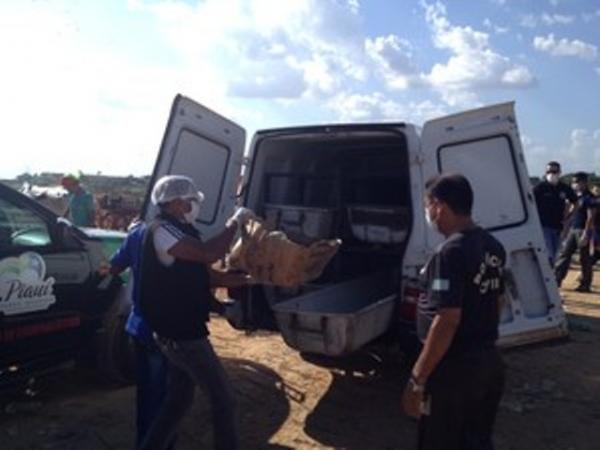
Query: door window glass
167 129 230 224
438 136 526 230
0 198 52 247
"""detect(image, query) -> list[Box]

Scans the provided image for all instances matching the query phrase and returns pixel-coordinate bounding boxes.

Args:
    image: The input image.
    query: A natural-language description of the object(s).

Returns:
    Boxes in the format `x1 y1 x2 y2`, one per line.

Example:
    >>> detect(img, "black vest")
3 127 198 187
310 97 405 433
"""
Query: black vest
139 214 213 340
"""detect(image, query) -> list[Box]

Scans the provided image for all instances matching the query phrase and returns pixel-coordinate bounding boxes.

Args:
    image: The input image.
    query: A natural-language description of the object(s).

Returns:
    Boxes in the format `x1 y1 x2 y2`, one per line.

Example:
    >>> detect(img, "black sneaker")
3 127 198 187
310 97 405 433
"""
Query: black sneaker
575 285 591 293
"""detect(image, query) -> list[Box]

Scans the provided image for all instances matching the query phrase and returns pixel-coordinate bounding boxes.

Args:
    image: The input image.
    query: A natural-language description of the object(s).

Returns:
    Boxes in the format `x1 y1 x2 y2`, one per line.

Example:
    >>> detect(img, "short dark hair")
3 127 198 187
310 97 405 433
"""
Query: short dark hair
546 161 561 171
573 172 588 182
425 174 473 216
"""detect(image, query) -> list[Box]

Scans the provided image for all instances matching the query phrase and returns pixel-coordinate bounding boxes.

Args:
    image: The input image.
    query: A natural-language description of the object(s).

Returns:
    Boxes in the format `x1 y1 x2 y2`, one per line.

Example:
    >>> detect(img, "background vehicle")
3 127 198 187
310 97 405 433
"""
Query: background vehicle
0 183 131 387
142 95 568 357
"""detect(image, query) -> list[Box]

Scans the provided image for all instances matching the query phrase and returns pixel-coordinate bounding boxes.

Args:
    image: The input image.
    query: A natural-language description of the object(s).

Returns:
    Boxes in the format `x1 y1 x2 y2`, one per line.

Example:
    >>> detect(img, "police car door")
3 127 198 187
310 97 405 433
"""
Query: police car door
421 102 568 347
142 94 245 238
0 185 92 374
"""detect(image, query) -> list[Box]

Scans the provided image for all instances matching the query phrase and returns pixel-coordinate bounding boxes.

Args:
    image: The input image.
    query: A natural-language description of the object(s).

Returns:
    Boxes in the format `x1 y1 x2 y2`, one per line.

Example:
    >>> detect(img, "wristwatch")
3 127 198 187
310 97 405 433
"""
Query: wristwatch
409 375 425 393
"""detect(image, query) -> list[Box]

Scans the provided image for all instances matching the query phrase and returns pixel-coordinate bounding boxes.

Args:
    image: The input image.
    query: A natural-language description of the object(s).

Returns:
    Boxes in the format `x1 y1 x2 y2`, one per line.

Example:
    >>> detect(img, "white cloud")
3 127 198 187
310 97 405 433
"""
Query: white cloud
541 13 575 25
519 15 538 28
327 92 447 124
422 1 534 107
136 0 368 100
533 34 598 60
520 13 575 28
0 3 187 178
483 18 509 34
365 35 421 90
582 9 600 22
0 0 387 178
561 128 600 171
521 134 552 176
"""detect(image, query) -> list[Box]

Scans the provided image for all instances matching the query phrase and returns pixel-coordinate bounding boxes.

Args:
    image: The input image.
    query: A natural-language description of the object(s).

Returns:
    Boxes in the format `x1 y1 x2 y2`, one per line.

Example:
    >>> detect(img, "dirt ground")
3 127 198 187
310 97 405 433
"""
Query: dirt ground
1 270 600 450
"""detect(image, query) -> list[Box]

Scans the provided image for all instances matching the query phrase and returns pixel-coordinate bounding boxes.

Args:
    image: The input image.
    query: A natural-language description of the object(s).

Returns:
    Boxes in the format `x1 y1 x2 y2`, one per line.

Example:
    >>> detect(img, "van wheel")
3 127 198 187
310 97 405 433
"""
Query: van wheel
96 287 136 385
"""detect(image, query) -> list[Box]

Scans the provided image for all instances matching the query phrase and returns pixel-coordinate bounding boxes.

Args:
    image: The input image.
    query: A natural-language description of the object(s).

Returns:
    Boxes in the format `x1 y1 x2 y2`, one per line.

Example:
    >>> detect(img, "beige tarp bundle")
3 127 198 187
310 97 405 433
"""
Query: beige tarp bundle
228 219 341 287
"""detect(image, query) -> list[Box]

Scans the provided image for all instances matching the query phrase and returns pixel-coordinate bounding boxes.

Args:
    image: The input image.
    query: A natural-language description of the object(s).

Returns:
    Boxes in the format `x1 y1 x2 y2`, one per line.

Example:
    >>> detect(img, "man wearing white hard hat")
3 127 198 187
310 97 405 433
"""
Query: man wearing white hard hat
138 175 255 450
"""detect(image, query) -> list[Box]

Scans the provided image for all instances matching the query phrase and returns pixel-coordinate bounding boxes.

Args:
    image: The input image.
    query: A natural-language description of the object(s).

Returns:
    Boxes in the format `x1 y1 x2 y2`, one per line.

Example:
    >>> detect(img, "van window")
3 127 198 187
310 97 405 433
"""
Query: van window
169 129 230 224
438 135 526 230
0 198 52 248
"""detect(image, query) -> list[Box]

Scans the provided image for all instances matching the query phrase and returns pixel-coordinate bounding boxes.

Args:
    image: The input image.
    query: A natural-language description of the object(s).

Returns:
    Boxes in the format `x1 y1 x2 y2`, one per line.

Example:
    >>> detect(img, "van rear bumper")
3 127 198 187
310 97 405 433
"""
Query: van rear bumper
497 323 569 348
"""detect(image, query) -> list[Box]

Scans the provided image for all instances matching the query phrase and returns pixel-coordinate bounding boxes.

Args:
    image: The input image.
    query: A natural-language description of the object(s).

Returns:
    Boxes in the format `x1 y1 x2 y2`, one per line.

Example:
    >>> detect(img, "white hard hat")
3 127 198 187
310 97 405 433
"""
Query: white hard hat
151 175 205 206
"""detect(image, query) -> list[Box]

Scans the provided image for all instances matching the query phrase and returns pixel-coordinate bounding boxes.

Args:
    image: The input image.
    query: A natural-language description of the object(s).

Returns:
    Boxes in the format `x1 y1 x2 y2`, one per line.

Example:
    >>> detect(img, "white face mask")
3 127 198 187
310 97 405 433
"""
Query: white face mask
546 173 560 185
425 208 439 232
183 199 201 224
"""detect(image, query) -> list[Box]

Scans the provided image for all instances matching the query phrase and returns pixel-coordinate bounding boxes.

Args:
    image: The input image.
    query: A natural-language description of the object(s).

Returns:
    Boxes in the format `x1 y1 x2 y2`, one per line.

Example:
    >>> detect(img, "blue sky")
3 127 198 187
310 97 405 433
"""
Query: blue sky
1 0 598 179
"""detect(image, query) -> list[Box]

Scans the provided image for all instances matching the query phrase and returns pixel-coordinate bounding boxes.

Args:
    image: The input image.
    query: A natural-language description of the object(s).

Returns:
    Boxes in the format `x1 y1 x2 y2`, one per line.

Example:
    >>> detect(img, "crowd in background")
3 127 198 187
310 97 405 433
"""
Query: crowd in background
534 161 600 292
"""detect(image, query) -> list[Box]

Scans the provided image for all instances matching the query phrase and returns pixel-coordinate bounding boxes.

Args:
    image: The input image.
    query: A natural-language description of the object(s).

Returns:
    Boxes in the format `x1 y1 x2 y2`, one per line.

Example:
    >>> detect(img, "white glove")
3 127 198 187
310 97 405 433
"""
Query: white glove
226 207 256 228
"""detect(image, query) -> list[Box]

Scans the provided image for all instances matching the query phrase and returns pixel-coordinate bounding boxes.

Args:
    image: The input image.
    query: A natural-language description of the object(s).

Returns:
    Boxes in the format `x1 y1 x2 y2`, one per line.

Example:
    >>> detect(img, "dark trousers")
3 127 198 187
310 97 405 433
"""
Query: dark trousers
133 338 172 449
139 336 238 450
418 349 505 450
554 229 592 288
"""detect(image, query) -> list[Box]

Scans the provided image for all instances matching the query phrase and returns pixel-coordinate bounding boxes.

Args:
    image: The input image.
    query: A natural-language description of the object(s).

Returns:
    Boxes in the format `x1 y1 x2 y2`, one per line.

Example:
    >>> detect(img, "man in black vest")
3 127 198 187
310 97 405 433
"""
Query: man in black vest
402 174 506 450
139 175 255 450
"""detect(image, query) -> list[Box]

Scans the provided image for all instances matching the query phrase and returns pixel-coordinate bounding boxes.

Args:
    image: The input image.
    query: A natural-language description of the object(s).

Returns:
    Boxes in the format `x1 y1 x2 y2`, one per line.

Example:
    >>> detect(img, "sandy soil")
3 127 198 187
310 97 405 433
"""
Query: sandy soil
1 270 599 450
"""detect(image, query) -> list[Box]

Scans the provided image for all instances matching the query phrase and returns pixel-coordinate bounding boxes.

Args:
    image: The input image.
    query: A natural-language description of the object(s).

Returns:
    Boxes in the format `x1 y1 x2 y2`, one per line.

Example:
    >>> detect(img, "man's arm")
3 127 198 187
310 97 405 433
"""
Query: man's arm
209 268 252 288
411 308 461 384
580 200 595 247
167 223 238 264
401 307 461 418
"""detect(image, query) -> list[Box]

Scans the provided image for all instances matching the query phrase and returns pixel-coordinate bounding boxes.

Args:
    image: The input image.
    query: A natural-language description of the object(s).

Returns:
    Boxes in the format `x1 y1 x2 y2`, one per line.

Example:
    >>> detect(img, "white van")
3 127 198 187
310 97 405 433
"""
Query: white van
141 94 568 356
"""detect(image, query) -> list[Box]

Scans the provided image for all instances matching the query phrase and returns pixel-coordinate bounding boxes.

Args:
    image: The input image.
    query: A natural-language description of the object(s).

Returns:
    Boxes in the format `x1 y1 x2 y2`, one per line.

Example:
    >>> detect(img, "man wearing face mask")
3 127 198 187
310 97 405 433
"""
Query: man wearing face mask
554 172 596 292
533 161 577 266
139 175 255 450
402 174 506 450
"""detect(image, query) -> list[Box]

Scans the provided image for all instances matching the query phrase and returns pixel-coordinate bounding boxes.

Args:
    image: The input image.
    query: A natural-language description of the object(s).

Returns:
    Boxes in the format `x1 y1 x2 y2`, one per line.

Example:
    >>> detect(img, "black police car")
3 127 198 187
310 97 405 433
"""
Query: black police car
0 182 132 387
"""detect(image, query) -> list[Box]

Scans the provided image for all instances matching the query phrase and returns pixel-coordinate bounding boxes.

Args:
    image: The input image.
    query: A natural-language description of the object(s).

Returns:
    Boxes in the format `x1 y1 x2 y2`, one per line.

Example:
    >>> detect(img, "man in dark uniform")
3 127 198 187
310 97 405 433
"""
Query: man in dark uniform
554 172 596 292
533 161 577 266
402 174 506 450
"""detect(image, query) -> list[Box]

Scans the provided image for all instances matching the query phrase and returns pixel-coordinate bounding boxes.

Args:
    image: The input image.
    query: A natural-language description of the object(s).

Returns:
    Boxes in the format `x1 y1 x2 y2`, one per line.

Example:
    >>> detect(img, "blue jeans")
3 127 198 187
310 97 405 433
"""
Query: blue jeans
542 227 561 267
133 338 171 449
139 336 238 450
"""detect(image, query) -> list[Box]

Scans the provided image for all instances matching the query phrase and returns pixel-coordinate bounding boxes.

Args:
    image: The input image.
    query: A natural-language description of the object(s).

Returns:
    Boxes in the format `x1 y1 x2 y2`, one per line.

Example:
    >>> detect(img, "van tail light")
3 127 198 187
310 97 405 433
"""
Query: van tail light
399 285 424 322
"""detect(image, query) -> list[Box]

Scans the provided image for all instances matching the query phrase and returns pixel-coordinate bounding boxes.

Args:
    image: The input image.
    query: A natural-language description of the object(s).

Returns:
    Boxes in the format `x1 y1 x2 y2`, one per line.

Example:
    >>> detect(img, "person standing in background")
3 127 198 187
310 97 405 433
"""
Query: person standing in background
533 161 577 267
554 172 596 292
61 173 96 227
109 218 174 450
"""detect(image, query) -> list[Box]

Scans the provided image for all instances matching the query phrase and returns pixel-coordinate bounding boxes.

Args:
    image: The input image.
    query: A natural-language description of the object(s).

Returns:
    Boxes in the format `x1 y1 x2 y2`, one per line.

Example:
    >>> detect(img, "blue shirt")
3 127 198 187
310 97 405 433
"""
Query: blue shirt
110 222 154 344
572 191 595 230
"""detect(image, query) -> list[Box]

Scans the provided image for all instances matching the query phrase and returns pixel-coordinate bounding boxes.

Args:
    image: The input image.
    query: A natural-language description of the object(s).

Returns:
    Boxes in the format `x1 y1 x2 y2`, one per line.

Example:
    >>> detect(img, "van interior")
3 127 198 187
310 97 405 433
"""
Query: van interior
239 128 413 335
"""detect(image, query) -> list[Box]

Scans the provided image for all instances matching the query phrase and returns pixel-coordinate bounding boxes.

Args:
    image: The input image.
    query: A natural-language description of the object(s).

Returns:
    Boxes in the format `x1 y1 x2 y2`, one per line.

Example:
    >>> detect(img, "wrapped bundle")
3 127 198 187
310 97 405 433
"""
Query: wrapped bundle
228 219 341 287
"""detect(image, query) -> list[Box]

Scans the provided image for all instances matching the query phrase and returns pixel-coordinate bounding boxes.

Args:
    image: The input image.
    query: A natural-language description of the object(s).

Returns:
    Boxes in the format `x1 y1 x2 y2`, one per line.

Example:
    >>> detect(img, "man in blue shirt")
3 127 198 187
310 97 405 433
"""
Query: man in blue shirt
110 220 171 449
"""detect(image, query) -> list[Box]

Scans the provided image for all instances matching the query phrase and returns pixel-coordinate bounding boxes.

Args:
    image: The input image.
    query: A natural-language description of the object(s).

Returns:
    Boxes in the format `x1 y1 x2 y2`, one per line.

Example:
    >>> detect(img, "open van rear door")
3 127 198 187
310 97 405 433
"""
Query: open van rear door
142 95 245 239
421 102 568 346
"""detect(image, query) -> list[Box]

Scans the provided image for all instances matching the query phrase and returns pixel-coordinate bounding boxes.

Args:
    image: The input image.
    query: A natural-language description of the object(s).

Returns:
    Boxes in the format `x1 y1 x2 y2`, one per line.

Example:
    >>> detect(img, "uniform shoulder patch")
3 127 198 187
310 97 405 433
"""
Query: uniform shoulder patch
432 278 450 291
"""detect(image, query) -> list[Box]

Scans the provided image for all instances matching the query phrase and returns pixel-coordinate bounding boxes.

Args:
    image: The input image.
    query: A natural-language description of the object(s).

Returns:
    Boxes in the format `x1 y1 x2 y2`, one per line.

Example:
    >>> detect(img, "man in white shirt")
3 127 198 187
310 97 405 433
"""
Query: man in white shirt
139 175 255 450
